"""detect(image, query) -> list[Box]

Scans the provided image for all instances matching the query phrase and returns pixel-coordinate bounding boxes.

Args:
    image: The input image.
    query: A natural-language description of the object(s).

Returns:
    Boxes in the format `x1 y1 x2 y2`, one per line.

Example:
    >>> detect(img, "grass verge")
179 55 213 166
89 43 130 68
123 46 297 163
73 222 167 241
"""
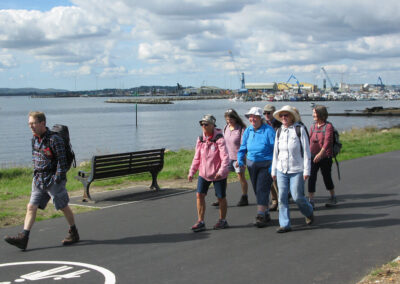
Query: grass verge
358 257 400 284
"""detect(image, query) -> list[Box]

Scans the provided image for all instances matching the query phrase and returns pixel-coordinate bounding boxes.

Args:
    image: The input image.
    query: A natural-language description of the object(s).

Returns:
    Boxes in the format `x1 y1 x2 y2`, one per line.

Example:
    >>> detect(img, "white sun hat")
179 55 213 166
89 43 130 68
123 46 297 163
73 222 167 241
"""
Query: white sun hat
273 105 300 123
244 107 263 119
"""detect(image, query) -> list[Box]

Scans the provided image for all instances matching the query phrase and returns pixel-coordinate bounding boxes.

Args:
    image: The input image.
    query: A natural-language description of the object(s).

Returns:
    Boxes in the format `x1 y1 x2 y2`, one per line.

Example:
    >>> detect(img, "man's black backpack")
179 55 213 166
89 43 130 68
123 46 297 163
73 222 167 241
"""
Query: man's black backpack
51 124 76 171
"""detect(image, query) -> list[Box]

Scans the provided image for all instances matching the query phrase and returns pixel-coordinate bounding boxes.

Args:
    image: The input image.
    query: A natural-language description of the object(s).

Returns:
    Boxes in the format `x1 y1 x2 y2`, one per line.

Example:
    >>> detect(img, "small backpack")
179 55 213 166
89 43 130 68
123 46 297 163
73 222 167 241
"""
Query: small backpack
51 124 76 171
332 127 342 157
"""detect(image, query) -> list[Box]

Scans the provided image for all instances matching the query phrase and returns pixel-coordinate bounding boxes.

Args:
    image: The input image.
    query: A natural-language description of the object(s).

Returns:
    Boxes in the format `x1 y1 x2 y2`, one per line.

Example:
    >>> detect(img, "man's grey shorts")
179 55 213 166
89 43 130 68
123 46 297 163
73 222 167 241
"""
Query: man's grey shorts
30 179 69 210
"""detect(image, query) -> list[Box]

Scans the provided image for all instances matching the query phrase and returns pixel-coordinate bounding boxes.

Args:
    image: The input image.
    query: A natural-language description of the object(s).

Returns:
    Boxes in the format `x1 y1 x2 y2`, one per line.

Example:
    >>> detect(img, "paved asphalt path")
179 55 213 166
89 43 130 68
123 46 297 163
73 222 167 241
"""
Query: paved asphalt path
1 151 399 284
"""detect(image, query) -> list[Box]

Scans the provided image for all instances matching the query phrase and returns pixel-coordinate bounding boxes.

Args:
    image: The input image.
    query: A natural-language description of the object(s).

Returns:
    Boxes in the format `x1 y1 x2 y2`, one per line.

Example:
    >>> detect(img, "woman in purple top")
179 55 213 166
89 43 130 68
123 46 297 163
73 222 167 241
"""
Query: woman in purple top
211 109 248 207
308 105 337 208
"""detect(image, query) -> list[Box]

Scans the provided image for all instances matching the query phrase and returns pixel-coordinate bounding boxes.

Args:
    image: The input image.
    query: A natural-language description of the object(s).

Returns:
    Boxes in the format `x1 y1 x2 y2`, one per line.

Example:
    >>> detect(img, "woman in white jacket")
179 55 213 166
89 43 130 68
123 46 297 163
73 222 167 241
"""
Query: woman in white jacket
271 105 314 233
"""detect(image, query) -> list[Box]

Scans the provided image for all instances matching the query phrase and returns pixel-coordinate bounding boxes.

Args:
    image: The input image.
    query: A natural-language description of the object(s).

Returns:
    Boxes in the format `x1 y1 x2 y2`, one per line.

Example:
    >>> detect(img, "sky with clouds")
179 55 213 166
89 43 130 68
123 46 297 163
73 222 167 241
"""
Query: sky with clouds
0 0 399 91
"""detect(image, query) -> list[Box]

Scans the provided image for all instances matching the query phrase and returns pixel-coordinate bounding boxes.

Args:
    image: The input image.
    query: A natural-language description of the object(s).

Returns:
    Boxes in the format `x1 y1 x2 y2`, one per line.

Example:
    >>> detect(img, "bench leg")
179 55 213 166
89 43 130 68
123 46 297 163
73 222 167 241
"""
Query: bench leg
82 182 93 202
150 171 161 191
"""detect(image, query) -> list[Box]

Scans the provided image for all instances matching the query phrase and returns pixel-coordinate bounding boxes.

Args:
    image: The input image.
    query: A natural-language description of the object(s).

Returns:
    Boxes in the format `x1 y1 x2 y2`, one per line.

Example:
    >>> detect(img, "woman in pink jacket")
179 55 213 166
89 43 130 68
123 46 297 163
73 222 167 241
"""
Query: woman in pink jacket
188 114 230 232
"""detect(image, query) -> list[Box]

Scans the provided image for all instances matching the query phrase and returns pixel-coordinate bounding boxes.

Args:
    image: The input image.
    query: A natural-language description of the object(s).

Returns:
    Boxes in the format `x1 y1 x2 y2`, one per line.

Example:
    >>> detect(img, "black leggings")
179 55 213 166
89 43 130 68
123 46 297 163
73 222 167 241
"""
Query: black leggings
308 157 334 193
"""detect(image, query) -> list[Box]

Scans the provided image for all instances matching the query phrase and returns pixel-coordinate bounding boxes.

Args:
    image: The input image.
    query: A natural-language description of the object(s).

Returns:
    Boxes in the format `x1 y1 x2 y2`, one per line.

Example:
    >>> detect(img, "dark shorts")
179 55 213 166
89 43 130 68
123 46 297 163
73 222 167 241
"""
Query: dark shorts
196 176 227 199
30 179 69 210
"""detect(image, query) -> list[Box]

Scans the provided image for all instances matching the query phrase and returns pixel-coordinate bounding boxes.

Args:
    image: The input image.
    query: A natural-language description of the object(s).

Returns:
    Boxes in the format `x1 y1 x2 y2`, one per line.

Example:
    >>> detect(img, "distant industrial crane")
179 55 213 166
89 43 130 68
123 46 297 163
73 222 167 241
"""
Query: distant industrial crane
228 50 246 91
286 74 301 94
321 67 338 92
176 83 183 95
377 76 385 90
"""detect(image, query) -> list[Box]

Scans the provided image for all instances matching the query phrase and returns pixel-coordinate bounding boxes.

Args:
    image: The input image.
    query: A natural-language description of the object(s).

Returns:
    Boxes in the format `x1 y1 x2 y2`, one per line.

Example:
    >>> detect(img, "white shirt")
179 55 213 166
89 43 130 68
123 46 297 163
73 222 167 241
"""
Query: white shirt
271 123 311 176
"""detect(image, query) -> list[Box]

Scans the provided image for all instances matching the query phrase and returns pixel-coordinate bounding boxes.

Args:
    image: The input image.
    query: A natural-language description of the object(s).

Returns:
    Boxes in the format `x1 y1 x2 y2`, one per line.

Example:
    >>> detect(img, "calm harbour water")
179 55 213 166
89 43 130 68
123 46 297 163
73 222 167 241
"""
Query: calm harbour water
1 96 399 167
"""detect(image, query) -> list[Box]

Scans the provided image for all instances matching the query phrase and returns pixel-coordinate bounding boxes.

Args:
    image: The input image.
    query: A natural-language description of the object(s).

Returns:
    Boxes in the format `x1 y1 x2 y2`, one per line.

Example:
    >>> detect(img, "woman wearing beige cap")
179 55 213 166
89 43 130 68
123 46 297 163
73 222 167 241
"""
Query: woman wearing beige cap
271 105 314 233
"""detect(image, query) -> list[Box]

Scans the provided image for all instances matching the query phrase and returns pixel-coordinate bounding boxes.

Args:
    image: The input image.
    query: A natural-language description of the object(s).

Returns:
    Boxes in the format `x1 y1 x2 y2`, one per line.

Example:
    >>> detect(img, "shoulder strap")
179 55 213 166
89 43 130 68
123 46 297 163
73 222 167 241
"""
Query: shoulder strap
277 127 282 139
211 133 223 142
199 133 223 143
295 125 304 158
276 128 282 156
223 124 228 135
295 125 301 138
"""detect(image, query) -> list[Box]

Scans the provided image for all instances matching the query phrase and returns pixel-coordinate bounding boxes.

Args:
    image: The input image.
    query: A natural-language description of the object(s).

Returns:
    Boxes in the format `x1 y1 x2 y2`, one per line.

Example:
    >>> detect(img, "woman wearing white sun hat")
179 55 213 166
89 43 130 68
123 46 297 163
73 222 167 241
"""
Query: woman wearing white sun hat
271 105 314 233
237 107 275 228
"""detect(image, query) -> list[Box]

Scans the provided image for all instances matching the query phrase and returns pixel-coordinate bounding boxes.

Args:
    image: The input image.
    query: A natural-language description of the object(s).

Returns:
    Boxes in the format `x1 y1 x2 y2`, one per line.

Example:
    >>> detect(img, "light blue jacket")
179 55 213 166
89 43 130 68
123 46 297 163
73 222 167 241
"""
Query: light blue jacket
237 123 275 167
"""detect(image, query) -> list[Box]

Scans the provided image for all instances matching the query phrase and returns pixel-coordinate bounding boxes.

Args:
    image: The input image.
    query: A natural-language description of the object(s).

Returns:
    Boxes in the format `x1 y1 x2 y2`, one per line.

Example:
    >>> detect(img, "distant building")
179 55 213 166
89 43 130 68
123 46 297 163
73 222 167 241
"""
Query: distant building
245 82 277 93
183 86 223 96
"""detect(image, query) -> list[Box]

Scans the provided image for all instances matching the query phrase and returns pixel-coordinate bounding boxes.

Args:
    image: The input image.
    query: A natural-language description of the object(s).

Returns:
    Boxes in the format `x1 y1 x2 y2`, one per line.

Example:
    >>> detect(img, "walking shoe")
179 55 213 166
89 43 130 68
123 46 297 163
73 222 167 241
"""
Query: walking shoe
213 219 229 230
62 228 80 246
254 214 271 228
191 221 206 232
269 201 278 211
276 227 292 233
4 233 29 250
325 196 337 207
211 201 219 207
237 195 249 207
305 213 314 225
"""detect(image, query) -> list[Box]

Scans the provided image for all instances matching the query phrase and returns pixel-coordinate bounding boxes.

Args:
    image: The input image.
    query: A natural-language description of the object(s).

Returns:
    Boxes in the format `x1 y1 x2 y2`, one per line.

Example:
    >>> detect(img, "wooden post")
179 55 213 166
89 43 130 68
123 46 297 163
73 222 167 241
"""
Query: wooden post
135 89 138 127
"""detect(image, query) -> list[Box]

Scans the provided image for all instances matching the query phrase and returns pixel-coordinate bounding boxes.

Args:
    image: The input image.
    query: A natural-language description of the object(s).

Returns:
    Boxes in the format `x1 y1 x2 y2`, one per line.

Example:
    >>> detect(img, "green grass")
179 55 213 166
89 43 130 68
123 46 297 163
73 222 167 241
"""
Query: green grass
338 127 400 161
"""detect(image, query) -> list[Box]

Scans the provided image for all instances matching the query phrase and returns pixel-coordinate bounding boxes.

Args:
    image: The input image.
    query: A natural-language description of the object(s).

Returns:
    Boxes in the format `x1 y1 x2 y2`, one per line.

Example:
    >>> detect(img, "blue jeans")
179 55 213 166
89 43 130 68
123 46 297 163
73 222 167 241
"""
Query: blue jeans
277 170 313 228
247 159 272 206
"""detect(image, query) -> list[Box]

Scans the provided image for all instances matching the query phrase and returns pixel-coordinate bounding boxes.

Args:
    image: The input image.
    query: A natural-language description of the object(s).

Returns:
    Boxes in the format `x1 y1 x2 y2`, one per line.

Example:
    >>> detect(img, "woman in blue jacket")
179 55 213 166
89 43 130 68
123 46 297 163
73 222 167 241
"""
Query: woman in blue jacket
237 107 275 228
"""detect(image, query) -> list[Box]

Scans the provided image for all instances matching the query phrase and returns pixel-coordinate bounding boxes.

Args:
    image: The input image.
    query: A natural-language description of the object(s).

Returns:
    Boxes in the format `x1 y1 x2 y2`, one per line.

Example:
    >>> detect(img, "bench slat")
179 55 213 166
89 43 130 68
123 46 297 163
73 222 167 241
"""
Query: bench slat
94 150 164 160
94 163 162 176
94 165 160 179
94 156 163 167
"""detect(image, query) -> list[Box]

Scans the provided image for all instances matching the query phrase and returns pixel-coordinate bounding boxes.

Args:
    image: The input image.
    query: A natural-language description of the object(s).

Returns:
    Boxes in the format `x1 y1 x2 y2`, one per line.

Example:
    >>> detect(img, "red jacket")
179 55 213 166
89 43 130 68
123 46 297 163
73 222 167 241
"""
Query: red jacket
309 122 334 158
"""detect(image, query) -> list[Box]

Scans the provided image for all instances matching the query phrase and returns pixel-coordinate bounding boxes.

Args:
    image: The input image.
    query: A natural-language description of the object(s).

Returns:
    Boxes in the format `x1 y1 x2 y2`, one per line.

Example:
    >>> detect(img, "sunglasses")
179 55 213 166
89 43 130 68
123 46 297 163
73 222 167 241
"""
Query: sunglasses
279 113 289 118
263 112 271 115
201 123 209 127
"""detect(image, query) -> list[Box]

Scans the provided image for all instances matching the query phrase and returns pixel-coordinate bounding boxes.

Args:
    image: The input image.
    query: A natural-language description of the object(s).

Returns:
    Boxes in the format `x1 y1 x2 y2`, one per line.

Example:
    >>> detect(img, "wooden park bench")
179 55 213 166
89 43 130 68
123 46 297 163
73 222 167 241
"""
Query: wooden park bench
75 148 165 202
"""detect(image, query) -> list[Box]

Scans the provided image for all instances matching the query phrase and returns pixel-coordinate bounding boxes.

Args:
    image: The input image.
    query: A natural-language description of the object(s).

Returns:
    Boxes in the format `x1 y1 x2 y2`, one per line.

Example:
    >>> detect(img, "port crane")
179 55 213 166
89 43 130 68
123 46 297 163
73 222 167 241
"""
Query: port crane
286 74 301 94
321 67 338 92
377 76 385 90
228 50 246 92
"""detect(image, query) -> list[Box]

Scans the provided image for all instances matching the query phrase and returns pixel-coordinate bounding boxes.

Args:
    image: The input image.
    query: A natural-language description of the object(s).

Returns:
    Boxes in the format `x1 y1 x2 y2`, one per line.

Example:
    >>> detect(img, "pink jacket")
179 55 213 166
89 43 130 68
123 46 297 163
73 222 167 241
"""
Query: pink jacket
189 128 230 181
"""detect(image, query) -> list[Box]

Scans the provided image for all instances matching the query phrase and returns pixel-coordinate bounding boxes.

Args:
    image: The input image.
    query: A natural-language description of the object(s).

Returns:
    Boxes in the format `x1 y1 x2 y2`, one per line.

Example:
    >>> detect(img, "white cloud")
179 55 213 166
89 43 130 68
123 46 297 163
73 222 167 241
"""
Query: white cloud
0 52 18 70
1 0 400 88
100 66 127 78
